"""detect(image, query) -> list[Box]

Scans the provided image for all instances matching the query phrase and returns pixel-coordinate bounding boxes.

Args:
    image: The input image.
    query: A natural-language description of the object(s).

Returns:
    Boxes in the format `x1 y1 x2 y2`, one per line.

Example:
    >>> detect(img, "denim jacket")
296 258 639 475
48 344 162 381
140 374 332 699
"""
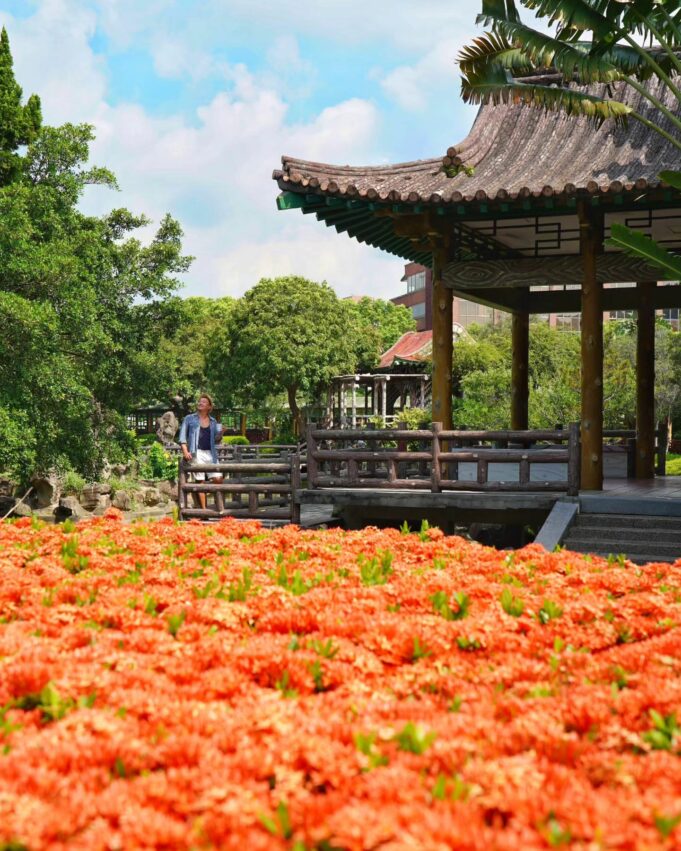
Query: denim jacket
178 413 220 463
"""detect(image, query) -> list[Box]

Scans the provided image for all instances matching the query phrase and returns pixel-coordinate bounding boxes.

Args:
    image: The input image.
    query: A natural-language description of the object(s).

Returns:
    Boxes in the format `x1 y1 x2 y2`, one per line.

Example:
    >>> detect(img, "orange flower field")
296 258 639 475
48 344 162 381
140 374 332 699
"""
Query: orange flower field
0 511 680 850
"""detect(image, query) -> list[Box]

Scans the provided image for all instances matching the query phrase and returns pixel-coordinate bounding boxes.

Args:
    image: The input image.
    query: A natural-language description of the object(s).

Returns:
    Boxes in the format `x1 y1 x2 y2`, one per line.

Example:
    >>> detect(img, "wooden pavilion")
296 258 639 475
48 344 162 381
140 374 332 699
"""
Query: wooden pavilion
273 75 681 490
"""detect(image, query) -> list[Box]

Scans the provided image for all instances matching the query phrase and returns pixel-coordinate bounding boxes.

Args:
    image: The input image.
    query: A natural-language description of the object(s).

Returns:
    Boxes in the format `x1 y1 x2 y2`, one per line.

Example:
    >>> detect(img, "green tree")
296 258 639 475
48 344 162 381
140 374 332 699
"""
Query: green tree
152 296 235 413
207 277 360 435
0 30 191 480
0 26 41 186
348 297 416 371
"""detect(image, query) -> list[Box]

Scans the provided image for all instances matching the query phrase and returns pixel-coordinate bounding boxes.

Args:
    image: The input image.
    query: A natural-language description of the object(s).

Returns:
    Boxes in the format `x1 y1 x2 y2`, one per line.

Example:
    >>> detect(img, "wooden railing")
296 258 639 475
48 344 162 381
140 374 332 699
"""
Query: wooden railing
601 427 667 476
178 455 301 523
166 443 298 461
306 423 581 496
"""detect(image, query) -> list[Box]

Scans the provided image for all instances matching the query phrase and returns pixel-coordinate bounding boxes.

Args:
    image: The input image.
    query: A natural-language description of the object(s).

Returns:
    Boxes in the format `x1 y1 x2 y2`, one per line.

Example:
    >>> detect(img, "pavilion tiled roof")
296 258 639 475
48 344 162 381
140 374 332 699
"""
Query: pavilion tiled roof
274 77 681 205
379 331 433 368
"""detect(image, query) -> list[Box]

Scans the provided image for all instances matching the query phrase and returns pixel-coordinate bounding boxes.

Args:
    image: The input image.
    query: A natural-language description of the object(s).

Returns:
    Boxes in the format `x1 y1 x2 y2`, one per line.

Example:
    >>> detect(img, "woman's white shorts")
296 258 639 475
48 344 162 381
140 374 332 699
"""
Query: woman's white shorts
191 449 222 481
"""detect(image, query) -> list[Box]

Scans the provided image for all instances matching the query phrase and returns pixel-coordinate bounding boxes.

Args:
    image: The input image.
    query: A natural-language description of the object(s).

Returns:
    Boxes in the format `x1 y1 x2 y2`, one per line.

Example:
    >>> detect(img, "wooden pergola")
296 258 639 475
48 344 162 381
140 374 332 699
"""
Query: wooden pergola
273 75 681 490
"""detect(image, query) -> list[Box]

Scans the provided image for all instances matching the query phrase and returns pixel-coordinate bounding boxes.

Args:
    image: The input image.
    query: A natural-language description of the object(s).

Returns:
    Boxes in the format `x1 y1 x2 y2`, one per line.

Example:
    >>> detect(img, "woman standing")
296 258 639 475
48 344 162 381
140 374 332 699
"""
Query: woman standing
178 394 224 509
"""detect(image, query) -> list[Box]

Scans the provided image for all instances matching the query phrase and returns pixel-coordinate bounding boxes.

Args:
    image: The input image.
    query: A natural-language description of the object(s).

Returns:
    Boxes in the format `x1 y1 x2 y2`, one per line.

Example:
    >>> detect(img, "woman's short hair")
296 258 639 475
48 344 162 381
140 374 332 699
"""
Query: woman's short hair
199 393 213 408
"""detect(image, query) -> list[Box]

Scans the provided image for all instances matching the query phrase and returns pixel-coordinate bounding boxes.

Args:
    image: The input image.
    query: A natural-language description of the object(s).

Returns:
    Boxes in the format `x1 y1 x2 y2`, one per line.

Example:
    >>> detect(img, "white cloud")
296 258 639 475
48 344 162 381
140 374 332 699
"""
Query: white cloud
2 1 486 304
380 38 466 113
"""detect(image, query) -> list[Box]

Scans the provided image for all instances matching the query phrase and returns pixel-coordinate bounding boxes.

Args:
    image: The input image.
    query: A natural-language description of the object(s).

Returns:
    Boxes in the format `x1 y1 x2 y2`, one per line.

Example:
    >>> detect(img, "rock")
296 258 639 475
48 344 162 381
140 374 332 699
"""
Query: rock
156 480 176 499
31 472 61 508
11 501 33 518
79 483 101 512
98 483 112 495
112 464 130 477
0 478 16 499
156 411 179 444
112 490 134 511
99 461 112 481
93 495 112 516
142 488 161 507
55 496 91 522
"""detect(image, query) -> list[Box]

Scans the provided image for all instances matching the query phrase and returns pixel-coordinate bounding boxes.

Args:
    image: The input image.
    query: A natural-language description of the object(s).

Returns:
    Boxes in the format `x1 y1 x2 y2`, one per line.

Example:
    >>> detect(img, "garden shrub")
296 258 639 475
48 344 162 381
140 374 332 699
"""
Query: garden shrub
62 470 86 496
138 443 178 481
222 435 249 446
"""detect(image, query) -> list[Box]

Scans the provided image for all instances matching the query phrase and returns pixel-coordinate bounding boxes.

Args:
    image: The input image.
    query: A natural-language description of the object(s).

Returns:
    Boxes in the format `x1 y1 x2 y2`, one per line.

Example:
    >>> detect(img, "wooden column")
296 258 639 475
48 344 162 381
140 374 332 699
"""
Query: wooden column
431 246 453 429
636 281 656 479
511 310 529 430
381 376 387 422
351 379 357 429
240 413 247 436
579 203 604 491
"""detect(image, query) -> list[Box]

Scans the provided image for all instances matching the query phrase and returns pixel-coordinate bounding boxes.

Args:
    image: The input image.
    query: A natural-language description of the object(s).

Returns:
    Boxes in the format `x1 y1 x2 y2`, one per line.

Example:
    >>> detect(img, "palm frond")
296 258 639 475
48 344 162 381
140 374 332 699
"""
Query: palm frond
461 63 633 126
519 0 614 39
607 222 681 277
477 0 521 26
458 32 537 77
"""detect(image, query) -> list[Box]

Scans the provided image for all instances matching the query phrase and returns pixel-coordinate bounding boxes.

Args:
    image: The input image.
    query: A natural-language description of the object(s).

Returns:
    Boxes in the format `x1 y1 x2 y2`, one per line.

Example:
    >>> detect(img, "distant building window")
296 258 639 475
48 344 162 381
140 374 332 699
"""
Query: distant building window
411 302 426 320
556 313 580 331
458 299 493 328
407 271 426 293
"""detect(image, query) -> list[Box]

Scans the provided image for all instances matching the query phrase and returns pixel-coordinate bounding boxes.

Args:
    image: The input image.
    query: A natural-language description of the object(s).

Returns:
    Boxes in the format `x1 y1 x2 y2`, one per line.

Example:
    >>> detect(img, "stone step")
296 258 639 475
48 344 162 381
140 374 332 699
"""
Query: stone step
575 513 681 530
563 535 681 559
566 526 681 544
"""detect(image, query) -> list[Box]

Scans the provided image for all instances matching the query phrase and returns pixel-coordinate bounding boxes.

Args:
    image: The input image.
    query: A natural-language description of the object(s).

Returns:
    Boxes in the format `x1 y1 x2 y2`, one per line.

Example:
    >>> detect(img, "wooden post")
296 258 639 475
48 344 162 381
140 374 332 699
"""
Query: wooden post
657 419 668 476
431 422 442 493
431 246 453 429
511 309 529 430
351 379 357 429
290 452 301 524
567 421 580 496
240 413 247 437
178 458 187 520
381 376 387 423
636 281 656 479
306 423 318 488
579 203 604 491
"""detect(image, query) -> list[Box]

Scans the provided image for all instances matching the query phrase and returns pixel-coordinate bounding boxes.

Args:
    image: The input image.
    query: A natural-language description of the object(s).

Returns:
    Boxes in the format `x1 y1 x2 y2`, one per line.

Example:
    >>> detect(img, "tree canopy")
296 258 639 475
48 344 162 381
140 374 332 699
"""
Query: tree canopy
0 29 191 481
206 277 362 435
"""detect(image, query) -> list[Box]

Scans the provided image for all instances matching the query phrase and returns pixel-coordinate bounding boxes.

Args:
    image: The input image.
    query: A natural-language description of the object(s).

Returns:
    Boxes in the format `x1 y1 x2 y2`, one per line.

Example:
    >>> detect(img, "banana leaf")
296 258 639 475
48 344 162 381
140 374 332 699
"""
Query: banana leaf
607 222 681 278
659 170 681 191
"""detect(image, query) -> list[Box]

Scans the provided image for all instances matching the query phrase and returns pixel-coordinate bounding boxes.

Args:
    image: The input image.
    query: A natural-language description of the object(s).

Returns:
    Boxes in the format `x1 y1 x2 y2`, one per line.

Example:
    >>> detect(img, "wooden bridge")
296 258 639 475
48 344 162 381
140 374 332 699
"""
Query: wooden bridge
177 424 670 532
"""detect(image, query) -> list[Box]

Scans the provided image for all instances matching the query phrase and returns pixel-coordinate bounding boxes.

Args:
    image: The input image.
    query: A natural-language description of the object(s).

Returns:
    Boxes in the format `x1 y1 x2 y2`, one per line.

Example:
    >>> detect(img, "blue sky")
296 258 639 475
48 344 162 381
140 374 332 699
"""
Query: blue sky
1 0 483 299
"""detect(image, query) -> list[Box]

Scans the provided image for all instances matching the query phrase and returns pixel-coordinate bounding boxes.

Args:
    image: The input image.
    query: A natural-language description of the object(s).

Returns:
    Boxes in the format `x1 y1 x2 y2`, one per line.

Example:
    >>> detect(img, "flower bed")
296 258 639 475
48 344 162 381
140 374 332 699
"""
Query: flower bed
0 512 679 849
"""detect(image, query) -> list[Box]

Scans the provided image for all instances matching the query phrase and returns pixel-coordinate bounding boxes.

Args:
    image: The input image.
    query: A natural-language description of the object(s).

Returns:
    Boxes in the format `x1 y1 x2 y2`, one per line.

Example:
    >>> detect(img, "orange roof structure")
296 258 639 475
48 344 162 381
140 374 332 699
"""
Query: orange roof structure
379 331 433 368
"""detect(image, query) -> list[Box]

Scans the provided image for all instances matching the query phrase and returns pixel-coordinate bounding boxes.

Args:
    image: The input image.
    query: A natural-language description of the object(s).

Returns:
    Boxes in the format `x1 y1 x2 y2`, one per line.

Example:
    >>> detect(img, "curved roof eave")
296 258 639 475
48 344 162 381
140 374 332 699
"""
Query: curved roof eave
274 78 681 207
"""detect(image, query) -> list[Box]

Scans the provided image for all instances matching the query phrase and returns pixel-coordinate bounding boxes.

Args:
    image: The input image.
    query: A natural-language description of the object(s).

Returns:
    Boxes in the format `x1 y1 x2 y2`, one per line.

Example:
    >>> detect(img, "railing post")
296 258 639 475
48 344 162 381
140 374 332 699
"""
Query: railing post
567 421 580 496
431 422 441 493
656 420 667 476
626 437 636 479
177 457 187 519
306 423 318 489
290 452 301 524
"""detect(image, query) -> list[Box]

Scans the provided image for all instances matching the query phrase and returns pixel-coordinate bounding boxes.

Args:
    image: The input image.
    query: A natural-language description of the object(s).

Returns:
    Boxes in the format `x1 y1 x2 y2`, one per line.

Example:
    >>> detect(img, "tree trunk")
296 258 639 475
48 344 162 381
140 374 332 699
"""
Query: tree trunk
287 385 301 437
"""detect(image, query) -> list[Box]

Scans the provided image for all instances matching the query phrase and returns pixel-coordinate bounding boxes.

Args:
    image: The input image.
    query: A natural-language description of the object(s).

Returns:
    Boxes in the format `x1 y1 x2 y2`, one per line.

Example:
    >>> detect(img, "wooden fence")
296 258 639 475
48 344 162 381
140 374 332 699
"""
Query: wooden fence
178 454 301 523
306 423 581 496
167 443 299 462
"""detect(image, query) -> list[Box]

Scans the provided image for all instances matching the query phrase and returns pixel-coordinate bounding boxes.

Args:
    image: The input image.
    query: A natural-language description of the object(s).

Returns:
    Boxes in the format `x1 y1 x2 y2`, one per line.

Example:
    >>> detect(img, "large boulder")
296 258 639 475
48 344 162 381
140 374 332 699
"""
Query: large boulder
156 411 179 444
142 487 162 507
156 479 176 499
11 501 33 518
93 494 112 516
79 483 101 512
55 496 91 522
112 490 134 511
31 472 61 508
